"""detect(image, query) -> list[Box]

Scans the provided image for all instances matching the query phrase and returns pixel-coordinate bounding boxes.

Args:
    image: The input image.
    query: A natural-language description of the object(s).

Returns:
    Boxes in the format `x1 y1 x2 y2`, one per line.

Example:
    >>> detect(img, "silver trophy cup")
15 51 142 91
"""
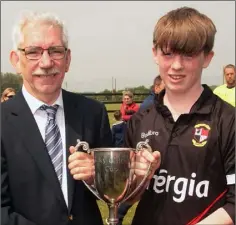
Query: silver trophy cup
75 139 152 225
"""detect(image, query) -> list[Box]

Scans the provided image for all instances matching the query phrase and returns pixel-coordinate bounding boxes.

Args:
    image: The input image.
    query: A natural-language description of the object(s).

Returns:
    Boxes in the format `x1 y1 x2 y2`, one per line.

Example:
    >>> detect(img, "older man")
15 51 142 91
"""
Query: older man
1 11 113 225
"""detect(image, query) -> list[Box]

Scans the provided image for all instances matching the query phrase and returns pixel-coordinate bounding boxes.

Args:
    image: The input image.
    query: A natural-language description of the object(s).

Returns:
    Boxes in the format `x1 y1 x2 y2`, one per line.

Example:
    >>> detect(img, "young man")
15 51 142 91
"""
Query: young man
1 11 113 225
213 64 235 106
125 7 235 225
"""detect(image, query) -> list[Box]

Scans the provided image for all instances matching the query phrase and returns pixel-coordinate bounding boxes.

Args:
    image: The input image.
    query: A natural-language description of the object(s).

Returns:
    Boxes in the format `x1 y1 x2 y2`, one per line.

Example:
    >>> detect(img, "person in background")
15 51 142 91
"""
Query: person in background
120 90 139 122
111 110 127 147
1 87 16 102
125 7 235 225
139 75 165 111
213 64 235 106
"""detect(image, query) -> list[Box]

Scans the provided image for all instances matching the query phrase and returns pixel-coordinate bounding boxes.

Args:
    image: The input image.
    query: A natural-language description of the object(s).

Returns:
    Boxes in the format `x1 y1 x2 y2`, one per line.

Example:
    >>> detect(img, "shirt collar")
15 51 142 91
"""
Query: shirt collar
22 85 64 115
155 84 215 115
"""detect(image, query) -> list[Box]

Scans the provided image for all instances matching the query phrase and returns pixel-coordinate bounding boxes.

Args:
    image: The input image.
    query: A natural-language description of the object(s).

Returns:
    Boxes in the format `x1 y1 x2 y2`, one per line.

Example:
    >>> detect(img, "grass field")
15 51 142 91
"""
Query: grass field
97 200 138 225
105 103 121 111
105 103 121 125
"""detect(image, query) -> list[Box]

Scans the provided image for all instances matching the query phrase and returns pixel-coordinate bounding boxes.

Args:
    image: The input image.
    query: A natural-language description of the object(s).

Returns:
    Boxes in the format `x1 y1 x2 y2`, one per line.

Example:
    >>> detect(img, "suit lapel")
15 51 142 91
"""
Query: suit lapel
63 90 84 212
9 91 66 206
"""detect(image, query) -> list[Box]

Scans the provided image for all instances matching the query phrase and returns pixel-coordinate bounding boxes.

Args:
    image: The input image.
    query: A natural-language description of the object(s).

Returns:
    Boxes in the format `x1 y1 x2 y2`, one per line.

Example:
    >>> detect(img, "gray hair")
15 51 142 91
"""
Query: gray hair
122 90 133 98
12 10 69 50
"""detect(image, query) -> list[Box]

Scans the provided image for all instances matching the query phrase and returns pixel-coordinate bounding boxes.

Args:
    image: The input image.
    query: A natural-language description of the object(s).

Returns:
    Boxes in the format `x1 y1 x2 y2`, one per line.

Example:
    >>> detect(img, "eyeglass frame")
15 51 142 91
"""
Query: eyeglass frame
17 46 68 60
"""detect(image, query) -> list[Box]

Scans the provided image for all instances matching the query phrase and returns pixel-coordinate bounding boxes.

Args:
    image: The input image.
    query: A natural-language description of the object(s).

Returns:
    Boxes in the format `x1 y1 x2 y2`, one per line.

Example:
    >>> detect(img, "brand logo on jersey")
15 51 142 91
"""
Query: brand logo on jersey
152 169 209 203
192 123 210 147
141 130 159 139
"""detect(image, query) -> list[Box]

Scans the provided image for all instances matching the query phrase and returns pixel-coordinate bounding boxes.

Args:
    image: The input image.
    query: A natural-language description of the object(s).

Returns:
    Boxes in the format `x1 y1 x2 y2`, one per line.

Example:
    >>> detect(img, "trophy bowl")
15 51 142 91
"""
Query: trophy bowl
75 140 152 225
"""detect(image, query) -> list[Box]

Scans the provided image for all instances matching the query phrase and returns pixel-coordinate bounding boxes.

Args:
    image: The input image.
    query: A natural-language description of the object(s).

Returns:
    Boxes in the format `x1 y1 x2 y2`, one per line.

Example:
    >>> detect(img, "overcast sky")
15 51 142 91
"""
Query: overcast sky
1 1 235 92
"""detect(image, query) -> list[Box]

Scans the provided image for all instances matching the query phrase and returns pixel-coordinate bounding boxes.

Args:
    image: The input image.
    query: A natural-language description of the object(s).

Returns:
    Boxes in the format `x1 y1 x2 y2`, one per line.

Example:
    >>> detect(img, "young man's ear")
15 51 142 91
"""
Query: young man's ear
152 46 159 65
10 51 21 74
203 51 214 68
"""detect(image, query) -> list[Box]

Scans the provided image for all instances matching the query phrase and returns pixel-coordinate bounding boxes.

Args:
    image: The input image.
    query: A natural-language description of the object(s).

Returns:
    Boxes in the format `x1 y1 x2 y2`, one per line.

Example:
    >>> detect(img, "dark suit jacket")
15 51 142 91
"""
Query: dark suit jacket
1 89 112 225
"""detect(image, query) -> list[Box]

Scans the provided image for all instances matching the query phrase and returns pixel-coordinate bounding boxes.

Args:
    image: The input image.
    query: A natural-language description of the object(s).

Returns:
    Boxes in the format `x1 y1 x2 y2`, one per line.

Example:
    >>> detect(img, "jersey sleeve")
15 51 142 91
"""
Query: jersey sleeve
220 107 235 222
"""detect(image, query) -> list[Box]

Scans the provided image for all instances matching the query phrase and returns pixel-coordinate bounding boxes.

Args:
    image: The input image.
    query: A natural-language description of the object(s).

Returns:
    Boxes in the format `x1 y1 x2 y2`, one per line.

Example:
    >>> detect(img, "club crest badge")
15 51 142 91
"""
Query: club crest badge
192 123 211 147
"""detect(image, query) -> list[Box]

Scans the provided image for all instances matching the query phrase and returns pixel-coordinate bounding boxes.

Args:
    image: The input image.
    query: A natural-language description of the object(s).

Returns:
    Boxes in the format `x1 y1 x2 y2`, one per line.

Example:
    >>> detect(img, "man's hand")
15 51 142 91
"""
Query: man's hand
125 149 161 204
125 109 136 115
132 149 161 180
68 146 95 183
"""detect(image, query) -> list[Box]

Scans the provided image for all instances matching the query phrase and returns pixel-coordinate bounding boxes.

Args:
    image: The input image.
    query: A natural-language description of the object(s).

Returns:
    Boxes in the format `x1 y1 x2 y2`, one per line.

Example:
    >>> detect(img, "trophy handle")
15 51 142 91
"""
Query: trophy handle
75 139 91 153
74 139 103 201
122 140 152 202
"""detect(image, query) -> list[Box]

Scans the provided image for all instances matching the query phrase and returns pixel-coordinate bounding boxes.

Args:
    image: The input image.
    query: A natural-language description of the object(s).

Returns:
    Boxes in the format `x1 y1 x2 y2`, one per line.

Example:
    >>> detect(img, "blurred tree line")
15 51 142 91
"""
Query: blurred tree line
1 72 219 102
87 85 151 102
1 72 23 94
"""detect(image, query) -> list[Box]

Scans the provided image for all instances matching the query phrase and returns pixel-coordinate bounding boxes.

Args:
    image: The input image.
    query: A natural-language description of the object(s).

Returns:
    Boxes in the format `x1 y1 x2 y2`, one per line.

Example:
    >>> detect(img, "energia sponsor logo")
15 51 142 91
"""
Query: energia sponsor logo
141 130 159 139
152 169 209 203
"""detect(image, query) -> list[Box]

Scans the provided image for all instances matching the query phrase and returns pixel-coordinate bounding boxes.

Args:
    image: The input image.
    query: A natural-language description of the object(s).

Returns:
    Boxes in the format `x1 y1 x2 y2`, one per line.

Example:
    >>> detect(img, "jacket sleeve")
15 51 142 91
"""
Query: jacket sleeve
133 103 140 112
97 103 112 147
220 108 235 222
111 126 116 147
124 117 136 148
139 95 153 111
1 141 38 225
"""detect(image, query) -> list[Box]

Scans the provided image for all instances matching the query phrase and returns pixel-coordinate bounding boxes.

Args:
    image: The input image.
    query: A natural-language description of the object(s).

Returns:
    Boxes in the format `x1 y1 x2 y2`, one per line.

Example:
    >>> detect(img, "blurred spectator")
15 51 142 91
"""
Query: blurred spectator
120 90 139 122
139 75 165 111
111 111 126 147
213 64 235 106
1 87 16 102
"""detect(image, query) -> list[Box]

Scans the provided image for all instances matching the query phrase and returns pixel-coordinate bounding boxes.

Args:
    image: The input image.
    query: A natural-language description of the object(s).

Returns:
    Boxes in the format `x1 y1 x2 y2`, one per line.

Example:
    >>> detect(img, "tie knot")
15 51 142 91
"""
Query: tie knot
40 104 59 120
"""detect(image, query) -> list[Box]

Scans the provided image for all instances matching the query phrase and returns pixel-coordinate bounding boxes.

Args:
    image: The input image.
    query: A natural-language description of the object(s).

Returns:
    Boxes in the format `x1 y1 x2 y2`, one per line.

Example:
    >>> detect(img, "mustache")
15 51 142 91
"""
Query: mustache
32 68 60 76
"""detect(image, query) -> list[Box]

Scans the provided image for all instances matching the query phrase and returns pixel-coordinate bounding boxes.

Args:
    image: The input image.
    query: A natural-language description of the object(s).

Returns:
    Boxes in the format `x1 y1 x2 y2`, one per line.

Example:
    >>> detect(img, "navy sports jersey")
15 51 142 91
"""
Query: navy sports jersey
125 85 235 225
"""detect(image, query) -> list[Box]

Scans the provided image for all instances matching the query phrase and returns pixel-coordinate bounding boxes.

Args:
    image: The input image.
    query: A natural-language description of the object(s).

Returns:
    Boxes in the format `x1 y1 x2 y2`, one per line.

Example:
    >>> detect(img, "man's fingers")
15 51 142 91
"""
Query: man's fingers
68 158 94 170
152 151 161 168
70 165 95 175
68 146 95 181
73 173 94 181
68 151 93 163
136 149 161 163
69 146 76 154
132 149 161 178
152 151 161 161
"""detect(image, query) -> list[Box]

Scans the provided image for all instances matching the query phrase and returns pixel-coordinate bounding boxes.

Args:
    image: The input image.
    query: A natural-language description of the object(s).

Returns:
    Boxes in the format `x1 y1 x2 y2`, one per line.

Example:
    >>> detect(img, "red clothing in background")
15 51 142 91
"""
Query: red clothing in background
120 102 139 122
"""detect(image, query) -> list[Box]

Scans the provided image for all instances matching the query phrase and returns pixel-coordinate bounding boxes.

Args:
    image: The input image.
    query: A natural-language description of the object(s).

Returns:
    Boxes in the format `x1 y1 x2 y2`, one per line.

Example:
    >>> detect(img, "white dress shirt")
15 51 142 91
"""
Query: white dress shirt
22 85 68 207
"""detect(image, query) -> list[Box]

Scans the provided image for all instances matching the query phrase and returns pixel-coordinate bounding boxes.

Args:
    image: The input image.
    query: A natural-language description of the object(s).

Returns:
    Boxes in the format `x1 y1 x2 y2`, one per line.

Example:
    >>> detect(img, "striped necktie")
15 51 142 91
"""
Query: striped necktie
40 104 63 185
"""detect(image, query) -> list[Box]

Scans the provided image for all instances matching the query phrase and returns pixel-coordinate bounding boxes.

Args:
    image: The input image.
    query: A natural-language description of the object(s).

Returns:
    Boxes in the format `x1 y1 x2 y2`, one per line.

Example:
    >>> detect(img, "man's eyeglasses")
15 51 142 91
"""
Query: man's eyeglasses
17 46 68 60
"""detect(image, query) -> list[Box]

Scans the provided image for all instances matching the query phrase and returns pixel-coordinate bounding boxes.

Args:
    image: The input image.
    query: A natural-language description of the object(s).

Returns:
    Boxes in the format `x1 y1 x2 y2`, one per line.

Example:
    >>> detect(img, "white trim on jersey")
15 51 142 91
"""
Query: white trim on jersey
226 174 235 185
